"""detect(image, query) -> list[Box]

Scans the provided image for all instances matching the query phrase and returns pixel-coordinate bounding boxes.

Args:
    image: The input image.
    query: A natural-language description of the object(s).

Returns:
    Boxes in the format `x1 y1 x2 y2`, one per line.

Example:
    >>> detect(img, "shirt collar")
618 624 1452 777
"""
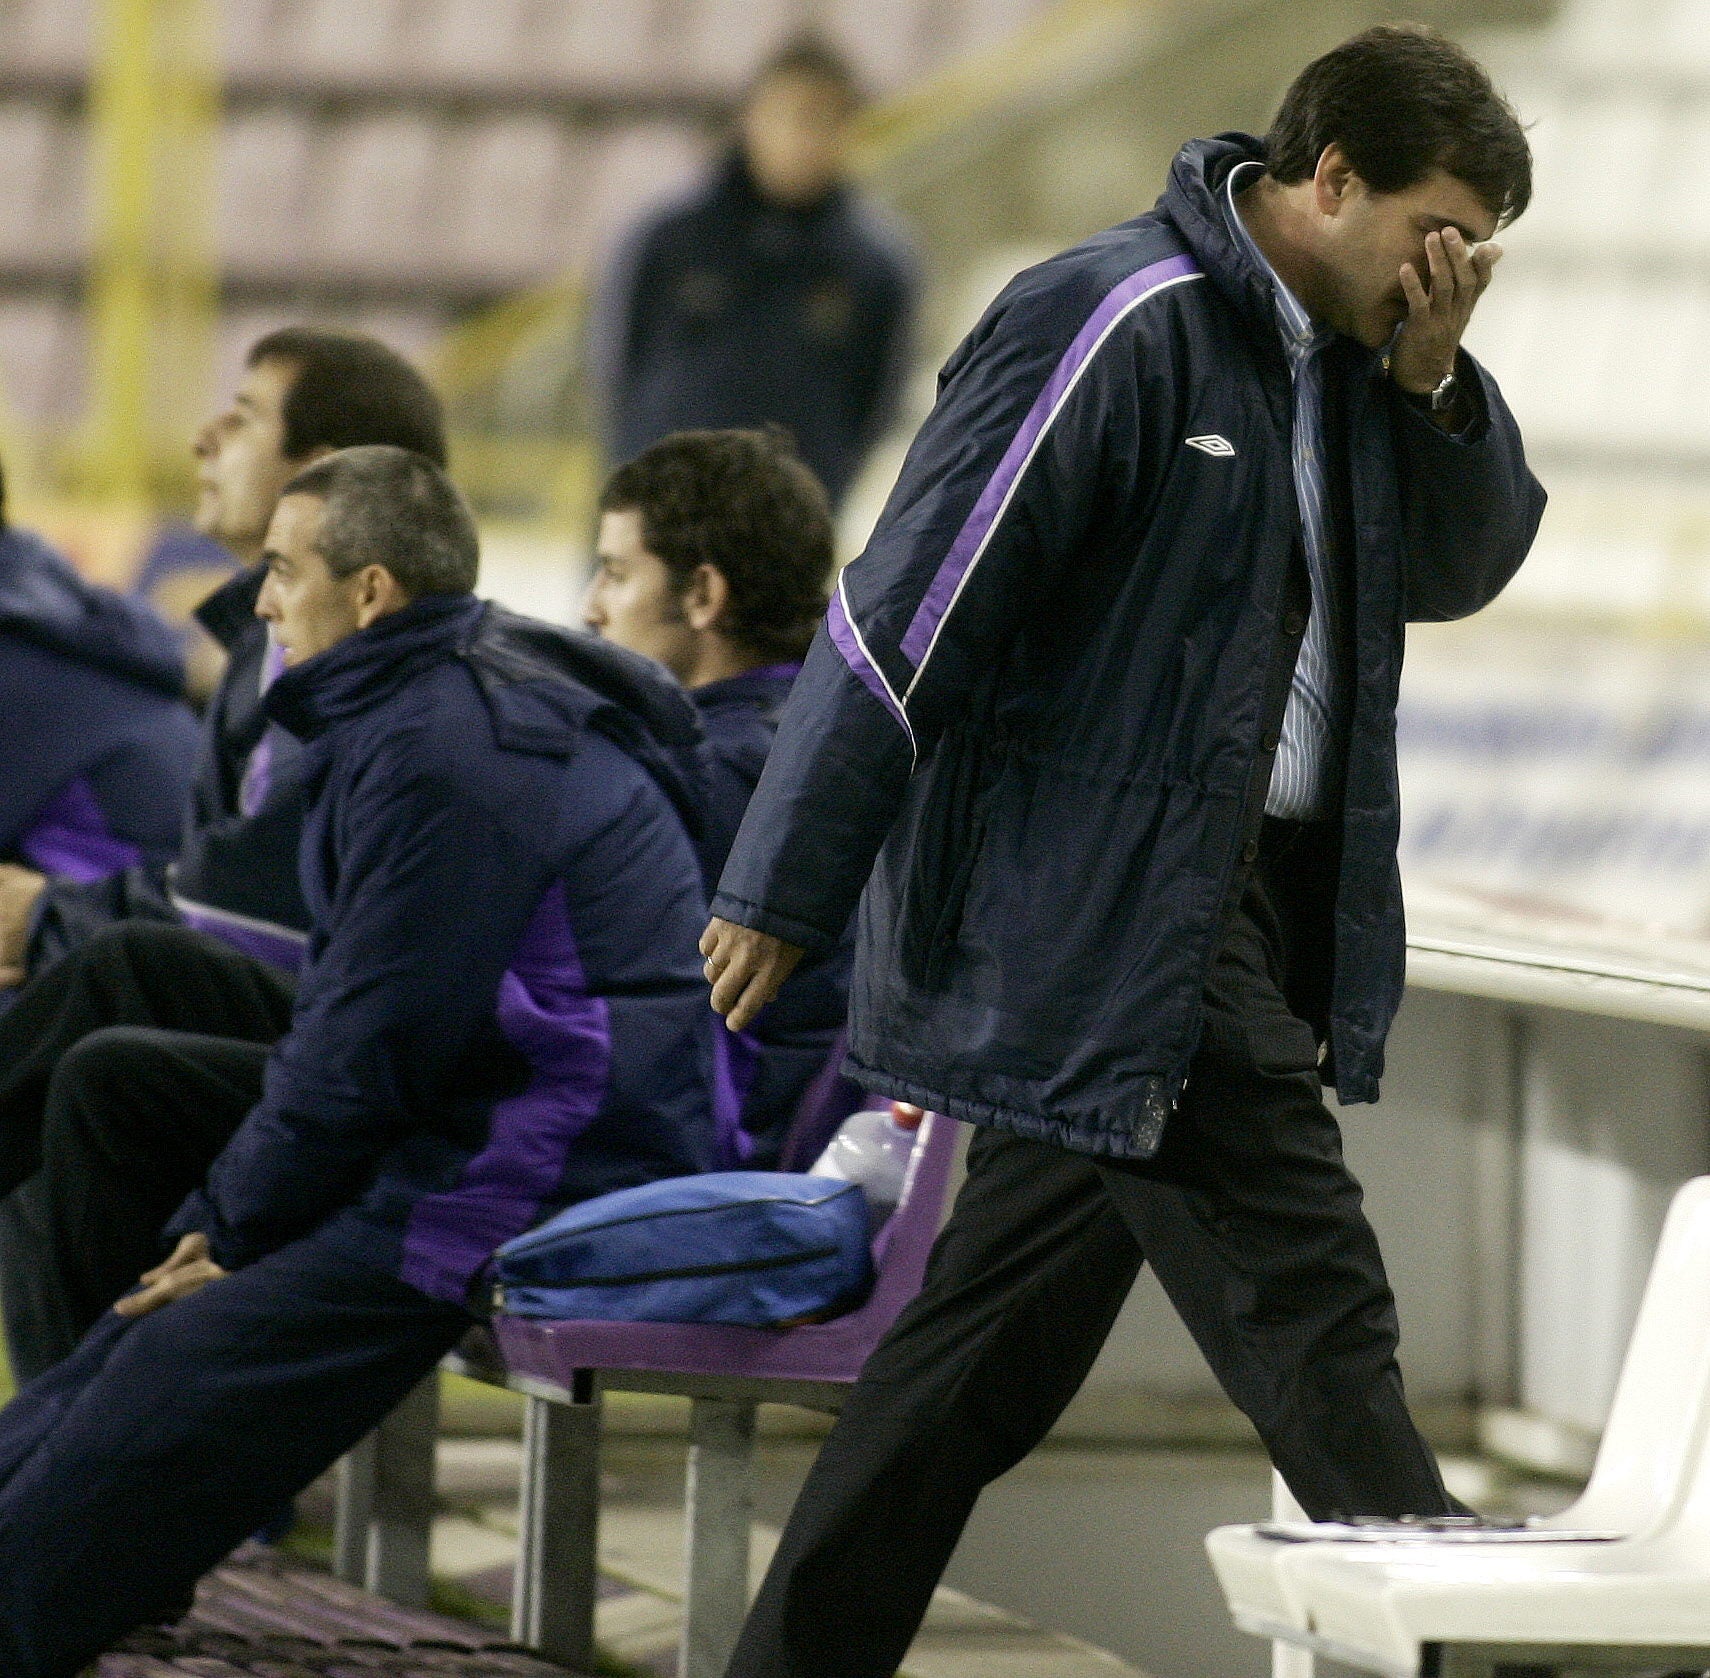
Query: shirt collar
1222 160 1332 355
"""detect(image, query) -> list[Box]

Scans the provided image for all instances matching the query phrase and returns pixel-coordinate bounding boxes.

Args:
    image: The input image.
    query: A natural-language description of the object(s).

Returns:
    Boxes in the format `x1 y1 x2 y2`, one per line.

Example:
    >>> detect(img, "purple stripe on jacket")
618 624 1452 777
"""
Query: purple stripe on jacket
898 252 1202 668
399 880 613 1304
826 582 910 738
173 897 308 975
16 777 143 882
238 641 289 818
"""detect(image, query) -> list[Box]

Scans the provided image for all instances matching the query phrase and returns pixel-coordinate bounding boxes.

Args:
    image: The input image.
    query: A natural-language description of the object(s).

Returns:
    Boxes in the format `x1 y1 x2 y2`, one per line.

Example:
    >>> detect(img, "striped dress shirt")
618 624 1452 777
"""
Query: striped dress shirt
1223 161 1345 821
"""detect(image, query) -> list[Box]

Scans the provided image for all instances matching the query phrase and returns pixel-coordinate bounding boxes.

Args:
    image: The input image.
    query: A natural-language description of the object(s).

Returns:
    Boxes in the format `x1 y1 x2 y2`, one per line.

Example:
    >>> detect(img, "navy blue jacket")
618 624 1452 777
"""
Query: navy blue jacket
0 527 199 884
27 568 709 982
27 566 314 972
593 152 918 507
167 593 721 1303
713 135 1546 1161
694 664 851 1165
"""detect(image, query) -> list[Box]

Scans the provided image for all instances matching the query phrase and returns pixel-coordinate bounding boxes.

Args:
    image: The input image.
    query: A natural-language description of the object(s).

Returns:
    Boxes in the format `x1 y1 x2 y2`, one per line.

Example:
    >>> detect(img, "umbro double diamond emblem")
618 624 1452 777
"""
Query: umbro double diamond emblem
1185 434 1236 457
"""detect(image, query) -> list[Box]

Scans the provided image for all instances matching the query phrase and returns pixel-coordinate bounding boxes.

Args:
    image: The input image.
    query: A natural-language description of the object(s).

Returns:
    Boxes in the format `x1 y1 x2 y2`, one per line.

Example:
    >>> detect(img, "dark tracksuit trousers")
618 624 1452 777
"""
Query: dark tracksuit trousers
727 819 1453 1678
0 981 473 1678
0 922 295 1381
0 1223 471 1678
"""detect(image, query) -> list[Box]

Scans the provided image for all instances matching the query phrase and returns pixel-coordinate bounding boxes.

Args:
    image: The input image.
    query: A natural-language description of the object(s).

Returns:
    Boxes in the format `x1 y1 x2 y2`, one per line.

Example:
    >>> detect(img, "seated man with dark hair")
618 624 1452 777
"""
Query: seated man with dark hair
0 467 200 972
0 446 719 1678
584 426 851 1164
6 326 453 976
0 329 460 1382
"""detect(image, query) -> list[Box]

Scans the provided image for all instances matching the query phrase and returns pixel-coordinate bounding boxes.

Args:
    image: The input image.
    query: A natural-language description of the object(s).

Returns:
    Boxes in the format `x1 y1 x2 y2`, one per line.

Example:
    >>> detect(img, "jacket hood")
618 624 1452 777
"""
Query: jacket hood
266 591 483 740
470 607 708 841
1156 133 1308 347
0 526 186 697
267 596 708 841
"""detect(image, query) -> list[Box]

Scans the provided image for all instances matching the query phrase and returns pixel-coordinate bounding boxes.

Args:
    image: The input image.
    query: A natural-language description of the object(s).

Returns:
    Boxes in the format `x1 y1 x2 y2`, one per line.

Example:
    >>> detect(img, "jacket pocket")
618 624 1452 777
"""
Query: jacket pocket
897 725 1006 991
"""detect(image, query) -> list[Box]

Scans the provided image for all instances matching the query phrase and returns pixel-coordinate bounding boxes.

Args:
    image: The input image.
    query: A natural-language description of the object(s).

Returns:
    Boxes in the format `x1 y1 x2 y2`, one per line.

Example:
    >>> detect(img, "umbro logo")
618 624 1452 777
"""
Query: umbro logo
1185 434 1236 457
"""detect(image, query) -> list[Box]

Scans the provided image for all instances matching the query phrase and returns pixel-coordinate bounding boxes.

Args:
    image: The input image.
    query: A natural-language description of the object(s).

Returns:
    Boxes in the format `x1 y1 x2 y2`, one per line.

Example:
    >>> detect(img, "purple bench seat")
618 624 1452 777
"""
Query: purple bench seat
336 1112 959 1678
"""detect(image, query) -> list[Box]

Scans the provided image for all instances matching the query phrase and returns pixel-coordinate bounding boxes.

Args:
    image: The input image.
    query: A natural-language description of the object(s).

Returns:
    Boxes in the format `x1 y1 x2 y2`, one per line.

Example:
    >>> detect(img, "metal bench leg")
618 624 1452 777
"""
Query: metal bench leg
332 1375 439 1607
513 1376 602 1670
367 1374 441 1605
333 1431 377 1587
681 1397 757 1678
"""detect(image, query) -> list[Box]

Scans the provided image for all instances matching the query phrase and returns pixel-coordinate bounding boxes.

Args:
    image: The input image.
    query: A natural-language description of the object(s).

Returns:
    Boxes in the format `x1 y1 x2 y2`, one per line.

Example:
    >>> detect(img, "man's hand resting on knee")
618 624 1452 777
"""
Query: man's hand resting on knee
116 1233 228 1319
701 917 805 1033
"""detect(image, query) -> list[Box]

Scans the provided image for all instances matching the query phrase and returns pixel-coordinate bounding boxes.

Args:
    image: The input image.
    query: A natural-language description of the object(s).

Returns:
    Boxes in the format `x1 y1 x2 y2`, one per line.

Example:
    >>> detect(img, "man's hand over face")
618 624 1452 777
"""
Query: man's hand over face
0 864 46 989
701 917 805 1033
116 1232 228 1320
1391 227 1501 396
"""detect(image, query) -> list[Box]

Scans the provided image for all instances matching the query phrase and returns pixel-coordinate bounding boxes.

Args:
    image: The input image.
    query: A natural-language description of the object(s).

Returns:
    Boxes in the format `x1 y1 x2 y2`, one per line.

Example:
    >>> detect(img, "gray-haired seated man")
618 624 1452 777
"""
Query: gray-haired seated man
0 446 720 1678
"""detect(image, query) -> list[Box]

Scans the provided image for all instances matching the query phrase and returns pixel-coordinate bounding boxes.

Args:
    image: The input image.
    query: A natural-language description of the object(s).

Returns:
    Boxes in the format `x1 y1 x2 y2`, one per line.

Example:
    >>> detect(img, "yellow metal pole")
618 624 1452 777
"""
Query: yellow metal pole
84 0 218 507
85 0 155 504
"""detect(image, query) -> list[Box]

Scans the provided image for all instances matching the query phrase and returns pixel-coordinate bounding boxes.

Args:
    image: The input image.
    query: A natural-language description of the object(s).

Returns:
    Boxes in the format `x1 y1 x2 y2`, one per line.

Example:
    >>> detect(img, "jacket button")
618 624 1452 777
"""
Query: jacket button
1241 838 1259 863
1283 611 1306 636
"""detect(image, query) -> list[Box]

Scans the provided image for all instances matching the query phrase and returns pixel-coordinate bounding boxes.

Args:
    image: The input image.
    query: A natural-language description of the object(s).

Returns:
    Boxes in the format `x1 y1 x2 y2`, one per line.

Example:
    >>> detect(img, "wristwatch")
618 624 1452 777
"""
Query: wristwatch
1422 367 1459 412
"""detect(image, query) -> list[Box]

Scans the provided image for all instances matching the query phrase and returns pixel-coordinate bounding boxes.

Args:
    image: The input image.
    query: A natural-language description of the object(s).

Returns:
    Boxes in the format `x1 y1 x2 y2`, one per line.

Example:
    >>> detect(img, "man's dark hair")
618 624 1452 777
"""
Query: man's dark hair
749 32 864 111
247 328 448 468
600 428 834 663
282 445 477 597
1266 24 1531 226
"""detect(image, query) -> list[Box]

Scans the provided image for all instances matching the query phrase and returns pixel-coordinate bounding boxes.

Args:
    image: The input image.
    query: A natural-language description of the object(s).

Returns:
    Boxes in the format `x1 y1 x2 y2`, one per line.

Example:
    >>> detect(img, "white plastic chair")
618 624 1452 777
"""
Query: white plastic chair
1207 1175 1710 1678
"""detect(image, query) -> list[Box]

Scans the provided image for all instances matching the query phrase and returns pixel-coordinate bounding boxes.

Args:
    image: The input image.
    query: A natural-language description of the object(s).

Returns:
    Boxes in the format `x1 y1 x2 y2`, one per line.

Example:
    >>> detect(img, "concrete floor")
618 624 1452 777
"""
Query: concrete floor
747 1439 1274 1678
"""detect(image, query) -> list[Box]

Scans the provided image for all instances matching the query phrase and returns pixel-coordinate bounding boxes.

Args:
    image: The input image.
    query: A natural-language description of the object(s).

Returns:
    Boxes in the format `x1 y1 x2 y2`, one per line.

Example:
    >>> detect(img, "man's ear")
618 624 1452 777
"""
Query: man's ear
683 563 731 635
352 564 410 631
1312 142 1359 218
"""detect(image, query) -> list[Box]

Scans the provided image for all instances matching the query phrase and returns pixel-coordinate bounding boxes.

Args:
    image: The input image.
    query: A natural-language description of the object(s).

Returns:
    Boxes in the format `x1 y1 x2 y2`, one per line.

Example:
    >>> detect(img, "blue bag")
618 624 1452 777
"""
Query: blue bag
494 1171 874 1328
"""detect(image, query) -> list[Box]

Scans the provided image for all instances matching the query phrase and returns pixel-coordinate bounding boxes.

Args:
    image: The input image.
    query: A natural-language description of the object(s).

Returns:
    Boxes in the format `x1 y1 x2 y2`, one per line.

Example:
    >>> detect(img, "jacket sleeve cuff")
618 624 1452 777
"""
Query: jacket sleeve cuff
164 1189 248 1271
709 891 844 956
1390 348 1491 447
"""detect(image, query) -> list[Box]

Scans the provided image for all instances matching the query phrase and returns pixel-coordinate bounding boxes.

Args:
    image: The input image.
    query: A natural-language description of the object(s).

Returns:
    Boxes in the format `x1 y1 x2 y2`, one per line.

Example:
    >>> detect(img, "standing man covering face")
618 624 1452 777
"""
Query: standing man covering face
701 26 1545 1677
583 427 851 1165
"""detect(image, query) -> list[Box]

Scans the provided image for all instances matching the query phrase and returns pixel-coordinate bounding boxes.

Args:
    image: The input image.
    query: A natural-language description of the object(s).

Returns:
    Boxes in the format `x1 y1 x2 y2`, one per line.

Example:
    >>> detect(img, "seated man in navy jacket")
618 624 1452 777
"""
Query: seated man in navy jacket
0 476 200 978
0 446 719 1678
0 329 455 1382
583 427 851 1165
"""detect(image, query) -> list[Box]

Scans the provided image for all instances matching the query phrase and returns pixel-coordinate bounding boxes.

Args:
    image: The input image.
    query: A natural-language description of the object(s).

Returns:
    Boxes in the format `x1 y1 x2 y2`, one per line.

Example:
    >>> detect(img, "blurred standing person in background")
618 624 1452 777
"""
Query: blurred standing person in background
591 35 918 511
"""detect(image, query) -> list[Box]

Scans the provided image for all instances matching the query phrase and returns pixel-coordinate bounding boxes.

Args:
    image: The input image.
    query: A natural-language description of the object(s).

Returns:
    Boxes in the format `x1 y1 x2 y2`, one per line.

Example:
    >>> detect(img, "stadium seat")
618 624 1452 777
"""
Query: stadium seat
217 109 316 280
0 297 78 423
827 0 934 94
446 115 581 286
539 0 666 97
413 0 539 89
1206 1174 1710 1678
0 104 68 268
7 0 90 74
285 0 411 85
335 1112 959 1678
574 121 709 267
664 0 805 95
315 113 446 279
